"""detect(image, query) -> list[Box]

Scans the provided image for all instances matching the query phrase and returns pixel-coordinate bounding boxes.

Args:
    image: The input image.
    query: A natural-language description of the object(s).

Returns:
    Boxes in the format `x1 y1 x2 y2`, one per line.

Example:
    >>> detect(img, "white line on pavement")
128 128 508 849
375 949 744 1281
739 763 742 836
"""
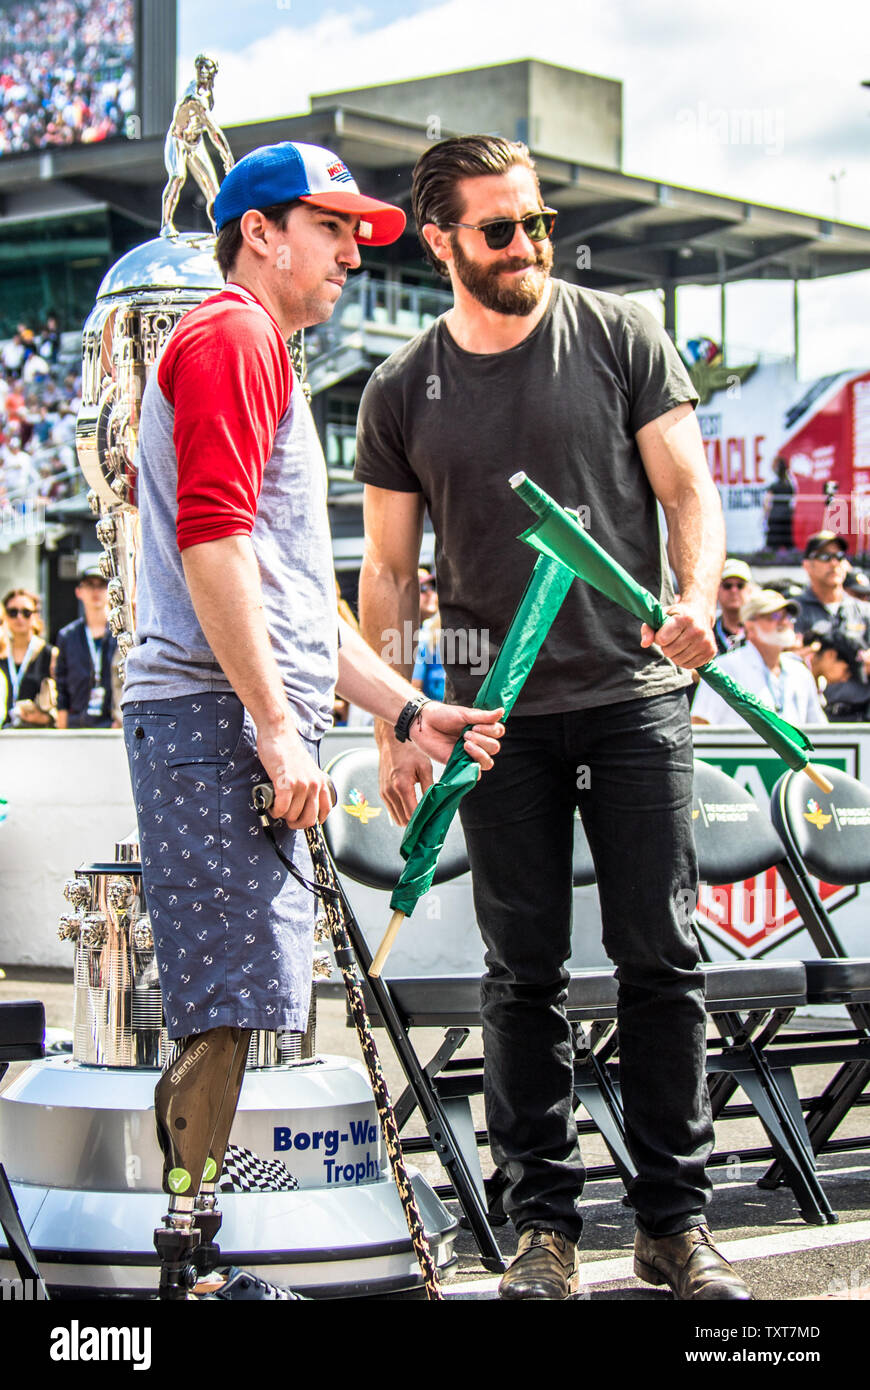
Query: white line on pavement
442 1218 870 1299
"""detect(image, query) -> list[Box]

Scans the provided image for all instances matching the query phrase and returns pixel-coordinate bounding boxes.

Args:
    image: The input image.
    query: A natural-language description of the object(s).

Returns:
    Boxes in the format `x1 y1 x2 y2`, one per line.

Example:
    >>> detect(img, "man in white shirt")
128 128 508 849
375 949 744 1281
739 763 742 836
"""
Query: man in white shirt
692 589 826 726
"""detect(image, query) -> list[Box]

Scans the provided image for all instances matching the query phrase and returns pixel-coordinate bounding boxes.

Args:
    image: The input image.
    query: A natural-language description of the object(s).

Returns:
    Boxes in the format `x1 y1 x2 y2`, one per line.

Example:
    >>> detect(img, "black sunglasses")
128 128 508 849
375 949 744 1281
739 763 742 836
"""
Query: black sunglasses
446 208 558 251
420 579 437 594
6 606 36 619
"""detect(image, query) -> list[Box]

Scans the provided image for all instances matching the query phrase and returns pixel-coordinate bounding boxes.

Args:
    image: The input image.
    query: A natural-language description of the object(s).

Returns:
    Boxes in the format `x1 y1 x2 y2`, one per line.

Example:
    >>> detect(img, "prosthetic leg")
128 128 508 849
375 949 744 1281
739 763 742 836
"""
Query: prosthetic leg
153 1026 251 1299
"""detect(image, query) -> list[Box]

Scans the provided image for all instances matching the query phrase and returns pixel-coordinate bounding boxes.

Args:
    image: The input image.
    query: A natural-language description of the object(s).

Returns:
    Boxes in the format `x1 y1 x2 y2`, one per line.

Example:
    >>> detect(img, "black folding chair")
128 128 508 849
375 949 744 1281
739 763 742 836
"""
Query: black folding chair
322 746 639 1268
762 766 870 1184
322 745 507 1270
691 760 840 1224
0 1001 48 1294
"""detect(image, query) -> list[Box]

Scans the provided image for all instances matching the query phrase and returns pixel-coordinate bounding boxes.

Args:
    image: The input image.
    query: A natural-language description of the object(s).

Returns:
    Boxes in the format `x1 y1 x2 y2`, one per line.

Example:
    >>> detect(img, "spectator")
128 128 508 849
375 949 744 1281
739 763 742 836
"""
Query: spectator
1 433 37 499
0 328 82 509
0 599 9 725
38 314 60 364
692 590 826 726
802 628 867 717
1 333 26 375
764 457 796 557
0 586 56 727
714 558 753 654
412 567 446 701
844 568 870 602
794 531 870 721
55 566 117 728
0 0 134 157
22 348 50 384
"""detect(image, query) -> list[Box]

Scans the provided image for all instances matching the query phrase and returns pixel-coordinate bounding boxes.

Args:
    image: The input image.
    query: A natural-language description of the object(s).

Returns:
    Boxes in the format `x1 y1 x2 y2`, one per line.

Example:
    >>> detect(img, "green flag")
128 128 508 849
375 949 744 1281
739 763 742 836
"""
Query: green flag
390 552 574 917
510 471 820 775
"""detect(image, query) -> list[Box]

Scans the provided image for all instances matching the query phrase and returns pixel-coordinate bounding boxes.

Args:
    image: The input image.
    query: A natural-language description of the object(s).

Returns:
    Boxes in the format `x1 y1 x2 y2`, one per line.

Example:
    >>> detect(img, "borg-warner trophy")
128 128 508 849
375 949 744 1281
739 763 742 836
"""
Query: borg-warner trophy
0 60 454 1299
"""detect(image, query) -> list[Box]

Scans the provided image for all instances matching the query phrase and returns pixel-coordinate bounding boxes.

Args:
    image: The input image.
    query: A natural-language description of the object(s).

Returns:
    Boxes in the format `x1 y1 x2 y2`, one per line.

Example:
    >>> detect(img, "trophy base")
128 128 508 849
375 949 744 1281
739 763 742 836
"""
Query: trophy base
0 1054 457 1298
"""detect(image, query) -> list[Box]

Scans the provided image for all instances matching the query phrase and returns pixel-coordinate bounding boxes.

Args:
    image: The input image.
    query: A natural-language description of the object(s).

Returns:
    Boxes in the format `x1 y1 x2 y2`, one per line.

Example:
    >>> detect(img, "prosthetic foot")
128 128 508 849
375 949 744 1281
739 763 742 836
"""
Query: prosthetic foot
153 1026 251 1299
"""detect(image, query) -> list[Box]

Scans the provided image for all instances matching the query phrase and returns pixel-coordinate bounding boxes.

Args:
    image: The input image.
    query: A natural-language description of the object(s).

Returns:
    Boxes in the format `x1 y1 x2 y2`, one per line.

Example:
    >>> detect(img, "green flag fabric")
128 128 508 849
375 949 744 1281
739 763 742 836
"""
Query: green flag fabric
511 471 816 771
390 552 574 916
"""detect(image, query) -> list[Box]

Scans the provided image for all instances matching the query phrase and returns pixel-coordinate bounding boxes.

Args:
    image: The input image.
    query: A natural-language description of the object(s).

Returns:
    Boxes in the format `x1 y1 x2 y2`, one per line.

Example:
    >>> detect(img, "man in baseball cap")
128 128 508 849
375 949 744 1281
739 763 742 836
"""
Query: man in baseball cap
803 530 848 560
123 139 503 1298
795 530 870 719
714 557 754 653
214 141 406 244
692 588 825 725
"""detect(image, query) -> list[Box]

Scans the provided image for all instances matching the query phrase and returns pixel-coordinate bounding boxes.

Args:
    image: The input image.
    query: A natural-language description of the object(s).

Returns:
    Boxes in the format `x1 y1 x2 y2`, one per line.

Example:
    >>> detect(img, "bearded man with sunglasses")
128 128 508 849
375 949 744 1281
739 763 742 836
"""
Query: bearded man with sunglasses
355 135 750 1301
794 531 870 721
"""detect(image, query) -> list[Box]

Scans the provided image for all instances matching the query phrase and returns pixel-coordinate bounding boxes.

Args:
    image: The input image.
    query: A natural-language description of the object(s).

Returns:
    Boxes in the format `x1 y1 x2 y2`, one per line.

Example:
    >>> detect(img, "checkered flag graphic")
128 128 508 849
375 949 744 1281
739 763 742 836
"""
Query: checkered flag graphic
217 1143 299 1194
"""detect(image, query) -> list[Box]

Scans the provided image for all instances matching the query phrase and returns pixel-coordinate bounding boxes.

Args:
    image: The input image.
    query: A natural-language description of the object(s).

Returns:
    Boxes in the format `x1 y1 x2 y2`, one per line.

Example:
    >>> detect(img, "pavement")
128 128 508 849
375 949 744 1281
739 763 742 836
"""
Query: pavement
2 966 869 1334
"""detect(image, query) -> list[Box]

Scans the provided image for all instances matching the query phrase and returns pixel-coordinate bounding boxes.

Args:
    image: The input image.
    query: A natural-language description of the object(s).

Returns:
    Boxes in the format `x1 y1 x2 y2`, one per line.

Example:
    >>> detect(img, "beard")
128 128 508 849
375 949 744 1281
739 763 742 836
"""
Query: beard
450 233 553 316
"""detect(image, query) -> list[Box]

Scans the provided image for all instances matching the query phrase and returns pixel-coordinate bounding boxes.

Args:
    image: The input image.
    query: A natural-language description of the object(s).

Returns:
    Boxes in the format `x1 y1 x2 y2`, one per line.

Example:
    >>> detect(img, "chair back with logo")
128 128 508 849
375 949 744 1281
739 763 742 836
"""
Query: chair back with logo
773 767 870 887
692 759 787 886
324 746 470 890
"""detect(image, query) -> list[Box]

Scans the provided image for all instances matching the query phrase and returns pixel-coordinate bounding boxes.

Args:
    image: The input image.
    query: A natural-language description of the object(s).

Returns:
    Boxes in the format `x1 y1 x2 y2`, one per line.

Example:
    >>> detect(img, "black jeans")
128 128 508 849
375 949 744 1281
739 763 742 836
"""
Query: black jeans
458 690 713 1240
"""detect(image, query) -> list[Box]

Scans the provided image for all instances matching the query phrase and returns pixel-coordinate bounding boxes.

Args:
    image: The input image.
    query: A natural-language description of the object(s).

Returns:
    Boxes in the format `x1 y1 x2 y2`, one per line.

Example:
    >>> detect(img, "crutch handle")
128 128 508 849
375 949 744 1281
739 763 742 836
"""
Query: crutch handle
252 778 337 815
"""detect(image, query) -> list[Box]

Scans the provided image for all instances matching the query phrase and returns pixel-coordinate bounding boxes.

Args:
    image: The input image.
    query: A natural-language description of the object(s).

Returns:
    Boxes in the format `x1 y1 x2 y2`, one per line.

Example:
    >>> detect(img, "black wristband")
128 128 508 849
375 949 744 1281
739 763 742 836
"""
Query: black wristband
394 696 430 743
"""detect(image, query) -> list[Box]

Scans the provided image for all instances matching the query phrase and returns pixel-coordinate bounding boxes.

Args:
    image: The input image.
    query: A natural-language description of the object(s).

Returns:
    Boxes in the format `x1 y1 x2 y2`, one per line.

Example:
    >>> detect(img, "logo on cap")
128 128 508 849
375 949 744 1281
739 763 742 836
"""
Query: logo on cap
326 159 353 185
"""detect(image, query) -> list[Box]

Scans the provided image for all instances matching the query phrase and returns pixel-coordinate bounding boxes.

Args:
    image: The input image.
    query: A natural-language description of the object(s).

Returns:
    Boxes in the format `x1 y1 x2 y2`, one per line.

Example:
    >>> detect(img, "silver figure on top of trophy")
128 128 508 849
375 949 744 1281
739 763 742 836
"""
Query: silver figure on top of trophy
160 54 234 237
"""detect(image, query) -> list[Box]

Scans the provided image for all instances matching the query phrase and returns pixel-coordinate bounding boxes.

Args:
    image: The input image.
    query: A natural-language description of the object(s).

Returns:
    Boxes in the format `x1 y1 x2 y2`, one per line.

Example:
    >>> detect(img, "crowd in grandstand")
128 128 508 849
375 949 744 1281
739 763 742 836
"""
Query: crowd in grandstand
0 315 82 512
0 0 135 156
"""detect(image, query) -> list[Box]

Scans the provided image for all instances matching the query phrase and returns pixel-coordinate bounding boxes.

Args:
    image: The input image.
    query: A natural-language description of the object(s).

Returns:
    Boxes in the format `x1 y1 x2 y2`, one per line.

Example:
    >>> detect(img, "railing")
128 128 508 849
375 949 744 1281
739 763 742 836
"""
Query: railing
0 462 84 550
305 273 452 365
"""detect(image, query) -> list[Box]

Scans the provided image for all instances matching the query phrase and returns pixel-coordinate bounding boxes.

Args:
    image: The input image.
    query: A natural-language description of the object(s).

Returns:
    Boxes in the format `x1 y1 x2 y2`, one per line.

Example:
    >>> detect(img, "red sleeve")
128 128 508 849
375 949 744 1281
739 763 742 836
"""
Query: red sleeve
157 294 292 551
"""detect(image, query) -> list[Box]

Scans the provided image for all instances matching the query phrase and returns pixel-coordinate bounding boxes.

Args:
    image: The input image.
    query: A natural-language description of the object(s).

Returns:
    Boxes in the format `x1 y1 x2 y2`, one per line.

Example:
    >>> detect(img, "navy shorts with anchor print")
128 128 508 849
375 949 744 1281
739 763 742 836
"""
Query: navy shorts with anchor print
123 691 317 1040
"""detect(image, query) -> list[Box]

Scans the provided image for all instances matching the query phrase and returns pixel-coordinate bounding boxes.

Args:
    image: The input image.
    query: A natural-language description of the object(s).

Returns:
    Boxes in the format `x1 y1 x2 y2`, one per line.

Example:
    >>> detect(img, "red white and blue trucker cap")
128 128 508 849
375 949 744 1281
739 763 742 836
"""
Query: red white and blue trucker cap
214 141 406 245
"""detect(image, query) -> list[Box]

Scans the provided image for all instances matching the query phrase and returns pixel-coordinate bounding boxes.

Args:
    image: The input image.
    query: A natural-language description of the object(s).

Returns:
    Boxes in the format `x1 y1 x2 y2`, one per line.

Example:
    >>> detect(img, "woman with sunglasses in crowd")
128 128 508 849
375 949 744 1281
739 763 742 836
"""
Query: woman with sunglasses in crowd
0 587 56 728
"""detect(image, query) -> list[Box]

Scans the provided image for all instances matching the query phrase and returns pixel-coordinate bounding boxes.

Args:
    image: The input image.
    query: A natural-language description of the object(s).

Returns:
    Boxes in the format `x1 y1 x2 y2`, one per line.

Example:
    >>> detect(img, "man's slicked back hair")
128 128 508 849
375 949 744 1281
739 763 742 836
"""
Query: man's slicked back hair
411 135 541 277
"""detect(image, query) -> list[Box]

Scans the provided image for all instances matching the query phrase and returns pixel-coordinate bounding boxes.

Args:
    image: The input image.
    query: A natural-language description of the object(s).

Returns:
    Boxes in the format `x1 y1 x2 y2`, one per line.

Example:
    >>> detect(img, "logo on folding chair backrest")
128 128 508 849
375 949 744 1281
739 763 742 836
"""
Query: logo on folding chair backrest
342 788 382 825
804 799 832 829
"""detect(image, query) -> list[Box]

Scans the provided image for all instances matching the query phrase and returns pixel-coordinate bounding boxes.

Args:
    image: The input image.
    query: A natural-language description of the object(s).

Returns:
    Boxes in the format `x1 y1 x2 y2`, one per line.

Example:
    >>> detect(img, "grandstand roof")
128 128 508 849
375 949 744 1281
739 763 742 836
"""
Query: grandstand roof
1 104 869 292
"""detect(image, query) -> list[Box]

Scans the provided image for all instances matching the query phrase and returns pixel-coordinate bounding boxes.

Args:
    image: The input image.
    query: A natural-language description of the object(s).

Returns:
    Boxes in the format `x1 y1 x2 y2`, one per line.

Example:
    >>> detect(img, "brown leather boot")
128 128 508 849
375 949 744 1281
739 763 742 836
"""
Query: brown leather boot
634 1224 752 1300
498 1228 581 1301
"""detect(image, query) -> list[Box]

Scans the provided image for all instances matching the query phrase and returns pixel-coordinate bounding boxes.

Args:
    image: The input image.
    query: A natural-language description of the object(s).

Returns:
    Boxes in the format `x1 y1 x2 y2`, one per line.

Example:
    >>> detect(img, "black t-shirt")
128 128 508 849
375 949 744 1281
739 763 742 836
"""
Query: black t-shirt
355 279 698 713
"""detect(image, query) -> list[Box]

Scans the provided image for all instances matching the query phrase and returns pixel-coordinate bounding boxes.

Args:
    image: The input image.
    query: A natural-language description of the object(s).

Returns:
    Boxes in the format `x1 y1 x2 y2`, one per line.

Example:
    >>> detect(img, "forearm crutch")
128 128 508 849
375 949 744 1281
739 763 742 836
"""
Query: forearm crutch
252 783 443 1301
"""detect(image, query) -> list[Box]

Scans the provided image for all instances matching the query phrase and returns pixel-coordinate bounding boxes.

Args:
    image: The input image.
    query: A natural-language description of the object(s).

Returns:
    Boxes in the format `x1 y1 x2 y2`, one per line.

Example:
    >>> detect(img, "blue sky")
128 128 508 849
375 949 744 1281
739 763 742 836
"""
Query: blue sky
176 0 870 382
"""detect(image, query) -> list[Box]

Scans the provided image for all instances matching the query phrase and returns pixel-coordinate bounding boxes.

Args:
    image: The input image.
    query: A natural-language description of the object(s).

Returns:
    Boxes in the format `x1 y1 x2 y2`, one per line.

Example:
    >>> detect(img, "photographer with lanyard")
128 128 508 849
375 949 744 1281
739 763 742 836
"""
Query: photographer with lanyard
55 565 118 728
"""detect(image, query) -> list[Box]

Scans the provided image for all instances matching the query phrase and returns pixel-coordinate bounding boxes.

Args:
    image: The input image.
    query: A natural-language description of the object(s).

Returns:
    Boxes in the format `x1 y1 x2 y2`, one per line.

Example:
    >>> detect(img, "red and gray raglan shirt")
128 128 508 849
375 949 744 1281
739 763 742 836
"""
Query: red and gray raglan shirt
122 284 338 742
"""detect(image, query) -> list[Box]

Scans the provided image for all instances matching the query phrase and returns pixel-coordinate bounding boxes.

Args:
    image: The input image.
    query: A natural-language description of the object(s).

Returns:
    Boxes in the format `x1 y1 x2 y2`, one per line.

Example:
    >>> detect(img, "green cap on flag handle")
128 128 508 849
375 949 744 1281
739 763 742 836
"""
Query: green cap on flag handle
510 471 834 794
